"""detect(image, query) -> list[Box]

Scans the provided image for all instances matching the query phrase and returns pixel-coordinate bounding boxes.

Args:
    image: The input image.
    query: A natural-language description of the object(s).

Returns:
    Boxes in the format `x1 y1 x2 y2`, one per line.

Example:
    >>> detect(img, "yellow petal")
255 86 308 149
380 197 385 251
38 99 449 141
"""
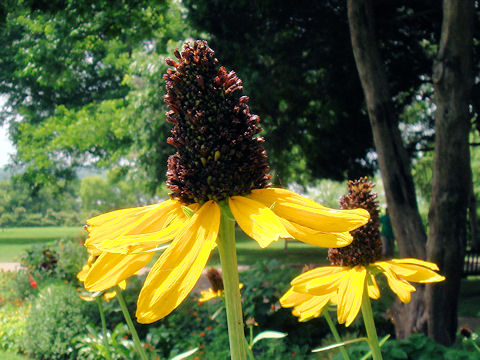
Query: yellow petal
198 288 222 303
86 200 184 250
280 288 313 308
337 267 366 327
389 258 440 271
382 260 445 283
279 217 353 247
229 196 290 248
136 201 220 323
95 220 184 254
374 262 416 303
294 295 331 322
248 188 370 233
84 250 154 292
367 271 380 299
300 270 348 296
291 266 346 286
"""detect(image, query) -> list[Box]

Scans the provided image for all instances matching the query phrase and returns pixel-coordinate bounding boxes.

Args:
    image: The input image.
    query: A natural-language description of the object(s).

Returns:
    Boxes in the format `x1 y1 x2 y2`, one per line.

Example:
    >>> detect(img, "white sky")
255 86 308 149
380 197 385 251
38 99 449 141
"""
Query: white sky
0 125 15 167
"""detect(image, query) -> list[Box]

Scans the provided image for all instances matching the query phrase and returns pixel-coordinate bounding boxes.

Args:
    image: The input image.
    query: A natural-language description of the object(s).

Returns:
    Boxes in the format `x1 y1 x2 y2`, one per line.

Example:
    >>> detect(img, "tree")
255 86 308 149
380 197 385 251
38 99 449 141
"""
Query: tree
0 0 189 192
347 0 474 345
346 0 429 339
183 0 378 183
426 0 474 345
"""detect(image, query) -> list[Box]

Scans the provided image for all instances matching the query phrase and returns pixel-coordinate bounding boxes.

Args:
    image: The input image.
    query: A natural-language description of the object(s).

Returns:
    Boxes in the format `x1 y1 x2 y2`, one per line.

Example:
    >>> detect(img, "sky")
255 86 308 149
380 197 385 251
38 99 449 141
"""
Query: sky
0 125 15 167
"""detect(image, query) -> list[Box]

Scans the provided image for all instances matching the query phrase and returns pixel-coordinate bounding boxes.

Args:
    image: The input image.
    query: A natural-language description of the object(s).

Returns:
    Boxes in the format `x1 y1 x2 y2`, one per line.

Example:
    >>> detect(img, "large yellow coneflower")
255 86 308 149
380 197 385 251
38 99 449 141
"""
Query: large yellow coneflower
81 41 369 327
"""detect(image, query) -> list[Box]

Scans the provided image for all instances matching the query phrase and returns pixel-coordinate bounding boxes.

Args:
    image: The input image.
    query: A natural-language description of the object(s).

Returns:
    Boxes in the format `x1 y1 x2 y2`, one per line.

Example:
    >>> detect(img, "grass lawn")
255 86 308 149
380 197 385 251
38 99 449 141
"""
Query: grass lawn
0 226 85 262
459 275 480 320
0 351 29 359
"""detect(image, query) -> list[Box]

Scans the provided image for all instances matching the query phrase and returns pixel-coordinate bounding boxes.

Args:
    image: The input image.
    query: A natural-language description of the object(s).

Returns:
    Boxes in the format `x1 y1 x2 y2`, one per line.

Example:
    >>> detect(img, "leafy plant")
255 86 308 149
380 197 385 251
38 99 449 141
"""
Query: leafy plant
0 302 30 353
22 280 95 360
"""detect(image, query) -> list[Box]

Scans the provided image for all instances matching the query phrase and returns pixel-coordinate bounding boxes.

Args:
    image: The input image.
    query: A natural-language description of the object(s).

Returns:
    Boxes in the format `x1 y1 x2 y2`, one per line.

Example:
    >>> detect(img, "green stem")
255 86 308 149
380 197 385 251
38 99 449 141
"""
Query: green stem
96 297 111 360
217 204 247 360
361 282 382 360
115 287 149 360
322 308 350 360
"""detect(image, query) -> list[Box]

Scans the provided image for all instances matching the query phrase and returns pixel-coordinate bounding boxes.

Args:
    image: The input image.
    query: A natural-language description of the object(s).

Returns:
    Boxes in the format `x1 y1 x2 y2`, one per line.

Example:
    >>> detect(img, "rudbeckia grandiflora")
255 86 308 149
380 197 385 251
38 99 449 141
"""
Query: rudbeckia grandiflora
82 41 370 323
280 178 445 326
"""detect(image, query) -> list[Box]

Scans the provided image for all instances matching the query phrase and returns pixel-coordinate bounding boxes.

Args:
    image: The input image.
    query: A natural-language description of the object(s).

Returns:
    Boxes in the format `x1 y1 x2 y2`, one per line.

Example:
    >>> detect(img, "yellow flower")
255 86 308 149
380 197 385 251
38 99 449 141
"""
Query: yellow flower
83 188 368 323
80 41 370 324
280 258 445 326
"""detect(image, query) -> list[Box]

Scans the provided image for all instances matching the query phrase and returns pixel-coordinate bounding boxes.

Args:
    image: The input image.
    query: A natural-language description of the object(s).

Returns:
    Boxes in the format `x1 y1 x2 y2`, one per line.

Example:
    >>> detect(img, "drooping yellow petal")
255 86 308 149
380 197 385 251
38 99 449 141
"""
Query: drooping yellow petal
388 258 440 271
136 201 220 323
86 200 184 251
248 188 370 233
279 217 353 247
367 271 380 299
280 288 313 308
374 262 416 303
386 262 445 283
84 249 154 292
300 270 348 296
229 196 290 248
291 266 346 287
337 267 366 327
293 294 331 322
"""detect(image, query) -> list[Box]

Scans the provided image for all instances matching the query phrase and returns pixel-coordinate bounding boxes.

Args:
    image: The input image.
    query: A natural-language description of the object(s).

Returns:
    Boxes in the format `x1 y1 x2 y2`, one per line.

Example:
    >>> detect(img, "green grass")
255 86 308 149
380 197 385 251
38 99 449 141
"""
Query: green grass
0 227 85 262
459 276 480 319
0 351 29 359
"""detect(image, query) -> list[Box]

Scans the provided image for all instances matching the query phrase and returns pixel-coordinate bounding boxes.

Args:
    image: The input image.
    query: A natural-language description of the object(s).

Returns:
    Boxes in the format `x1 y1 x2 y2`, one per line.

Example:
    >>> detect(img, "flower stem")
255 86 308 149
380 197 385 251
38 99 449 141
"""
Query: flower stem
217 204 247 360
361 282 382 360
322 308 350 360
96 297 111 360
115 287 149 360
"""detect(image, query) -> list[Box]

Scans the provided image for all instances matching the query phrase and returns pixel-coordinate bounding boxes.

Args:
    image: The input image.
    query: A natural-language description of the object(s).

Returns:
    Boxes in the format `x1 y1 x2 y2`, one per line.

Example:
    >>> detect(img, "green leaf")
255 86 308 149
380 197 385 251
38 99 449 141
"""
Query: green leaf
169 347 198 360
312 337 368 353
251 331 287 346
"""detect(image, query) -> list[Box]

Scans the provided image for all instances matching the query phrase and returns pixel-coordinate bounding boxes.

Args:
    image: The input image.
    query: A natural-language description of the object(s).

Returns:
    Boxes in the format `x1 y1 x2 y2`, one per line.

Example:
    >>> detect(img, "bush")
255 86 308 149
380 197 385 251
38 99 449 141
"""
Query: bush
0 270 37 306
22 280 95 360
20 238 87 283
0 302 30 353
333 333 480 360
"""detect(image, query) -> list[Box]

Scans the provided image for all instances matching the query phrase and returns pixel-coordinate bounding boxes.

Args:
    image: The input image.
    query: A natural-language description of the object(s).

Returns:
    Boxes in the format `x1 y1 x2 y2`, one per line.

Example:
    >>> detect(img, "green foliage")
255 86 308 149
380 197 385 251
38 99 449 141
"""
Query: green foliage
0 178 81 227
20 238 88 283
0 270 36 306
0 302 30 353
73 323 158 360
334 332 480 360
0 0 192 192
22 280 95 360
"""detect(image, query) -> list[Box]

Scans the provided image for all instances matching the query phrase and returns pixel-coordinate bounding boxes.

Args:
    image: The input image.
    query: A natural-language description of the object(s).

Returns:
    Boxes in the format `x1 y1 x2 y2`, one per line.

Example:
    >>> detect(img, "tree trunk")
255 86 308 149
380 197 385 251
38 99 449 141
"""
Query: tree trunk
347 0 428 338
468 177 480 251
426 0 474 346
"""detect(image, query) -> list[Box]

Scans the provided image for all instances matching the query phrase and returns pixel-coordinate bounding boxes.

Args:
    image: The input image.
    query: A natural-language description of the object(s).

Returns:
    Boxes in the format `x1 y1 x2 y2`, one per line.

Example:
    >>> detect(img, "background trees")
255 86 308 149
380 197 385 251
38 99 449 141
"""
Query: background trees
1 0 479 346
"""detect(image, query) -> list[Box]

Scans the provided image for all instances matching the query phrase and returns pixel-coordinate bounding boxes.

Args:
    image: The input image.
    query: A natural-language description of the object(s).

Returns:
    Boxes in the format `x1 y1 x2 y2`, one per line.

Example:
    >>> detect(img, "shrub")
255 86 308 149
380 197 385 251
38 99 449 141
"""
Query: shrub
0 302 30 353
55 238 88 283
20 238 88 284
0 270 37 306
22 280 95 360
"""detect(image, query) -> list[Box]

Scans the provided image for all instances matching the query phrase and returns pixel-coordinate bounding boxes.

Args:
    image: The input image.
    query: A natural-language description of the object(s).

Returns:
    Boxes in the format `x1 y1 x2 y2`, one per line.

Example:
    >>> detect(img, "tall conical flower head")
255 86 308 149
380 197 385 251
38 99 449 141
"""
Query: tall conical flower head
164 40 270 204
328 178 382 266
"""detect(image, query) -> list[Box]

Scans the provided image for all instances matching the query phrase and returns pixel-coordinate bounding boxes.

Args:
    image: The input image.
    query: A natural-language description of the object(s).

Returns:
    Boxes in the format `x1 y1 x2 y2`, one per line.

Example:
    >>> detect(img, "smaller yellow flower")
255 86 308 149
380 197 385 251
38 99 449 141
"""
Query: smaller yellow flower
198 267 243 303
281 179 445 327
281 259 444 327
